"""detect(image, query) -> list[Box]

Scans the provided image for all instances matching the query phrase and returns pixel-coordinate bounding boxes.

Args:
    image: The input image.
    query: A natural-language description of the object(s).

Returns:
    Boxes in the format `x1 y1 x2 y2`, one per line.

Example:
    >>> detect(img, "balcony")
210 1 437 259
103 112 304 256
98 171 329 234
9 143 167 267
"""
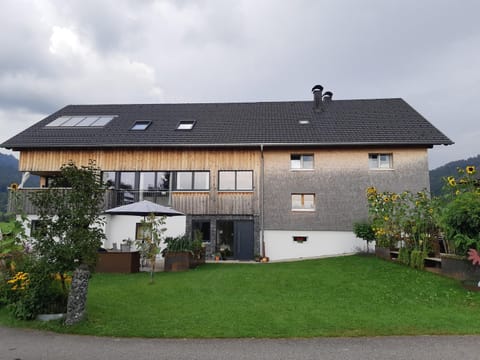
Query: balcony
7 188 171 215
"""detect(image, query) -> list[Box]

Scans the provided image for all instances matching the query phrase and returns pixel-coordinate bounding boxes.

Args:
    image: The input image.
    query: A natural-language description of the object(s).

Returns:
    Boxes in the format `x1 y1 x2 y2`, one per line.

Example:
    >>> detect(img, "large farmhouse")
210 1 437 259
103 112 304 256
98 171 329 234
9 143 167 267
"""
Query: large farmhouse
1 85 452 260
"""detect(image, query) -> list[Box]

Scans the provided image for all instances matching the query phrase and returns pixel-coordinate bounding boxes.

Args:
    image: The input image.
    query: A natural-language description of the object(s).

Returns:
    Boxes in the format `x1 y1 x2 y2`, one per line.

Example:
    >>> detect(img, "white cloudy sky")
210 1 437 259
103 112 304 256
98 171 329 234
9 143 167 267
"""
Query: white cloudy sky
0 0 479 169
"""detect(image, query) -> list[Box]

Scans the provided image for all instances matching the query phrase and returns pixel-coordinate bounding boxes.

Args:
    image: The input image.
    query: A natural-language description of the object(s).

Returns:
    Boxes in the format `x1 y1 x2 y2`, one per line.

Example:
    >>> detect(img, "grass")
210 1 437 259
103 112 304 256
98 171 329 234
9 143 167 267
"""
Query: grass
1 254 480 338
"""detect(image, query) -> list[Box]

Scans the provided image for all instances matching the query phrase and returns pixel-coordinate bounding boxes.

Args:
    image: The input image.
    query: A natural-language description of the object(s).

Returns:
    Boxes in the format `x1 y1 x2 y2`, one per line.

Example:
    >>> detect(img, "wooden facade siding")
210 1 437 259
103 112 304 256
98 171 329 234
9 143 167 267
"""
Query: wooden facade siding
19 149 261 173
171 192 210 214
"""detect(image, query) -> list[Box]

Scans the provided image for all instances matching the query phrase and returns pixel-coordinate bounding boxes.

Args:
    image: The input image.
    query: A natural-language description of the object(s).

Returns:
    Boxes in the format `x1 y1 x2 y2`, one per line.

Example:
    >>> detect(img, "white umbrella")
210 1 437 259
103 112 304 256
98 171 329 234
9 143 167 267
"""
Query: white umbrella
104 200 184 217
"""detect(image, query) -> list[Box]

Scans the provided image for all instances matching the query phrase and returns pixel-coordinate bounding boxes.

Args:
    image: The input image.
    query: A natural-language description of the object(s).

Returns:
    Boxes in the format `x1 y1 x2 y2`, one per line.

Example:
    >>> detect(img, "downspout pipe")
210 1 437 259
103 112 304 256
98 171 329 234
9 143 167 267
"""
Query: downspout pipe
260 144 265 257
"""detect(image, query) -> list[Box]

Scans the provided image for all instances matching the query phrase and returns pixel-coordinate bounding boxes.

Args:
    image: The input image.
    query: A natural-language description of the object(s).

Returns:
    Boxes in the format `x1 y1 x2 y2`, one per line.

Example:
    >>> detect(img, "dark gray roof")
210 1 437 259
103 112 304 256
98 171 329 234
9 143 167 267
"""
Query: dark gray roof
1 98 453 150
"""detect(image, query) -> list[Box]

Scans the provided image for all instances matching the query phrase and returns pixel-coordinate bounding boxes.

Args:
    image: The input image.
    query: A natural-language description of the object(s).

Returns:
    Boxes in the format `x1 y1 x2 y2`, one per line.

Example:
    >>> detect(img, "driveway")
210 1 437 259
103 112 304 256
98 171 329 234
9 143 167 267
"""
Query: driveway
2 326 480 360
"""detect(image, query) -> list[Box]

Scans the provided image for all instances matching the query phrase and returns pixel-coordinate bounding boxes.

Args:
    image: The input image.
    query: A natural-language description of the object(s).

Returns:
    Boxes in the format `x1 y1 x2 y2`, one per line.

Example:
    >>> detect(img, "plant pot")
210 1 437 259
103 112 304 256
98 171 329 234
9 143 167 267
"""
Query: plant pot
375 246 391 261
120 244 131 252
164 252 190 272
36 313 66 322
462 280 480 292
440 255 480 281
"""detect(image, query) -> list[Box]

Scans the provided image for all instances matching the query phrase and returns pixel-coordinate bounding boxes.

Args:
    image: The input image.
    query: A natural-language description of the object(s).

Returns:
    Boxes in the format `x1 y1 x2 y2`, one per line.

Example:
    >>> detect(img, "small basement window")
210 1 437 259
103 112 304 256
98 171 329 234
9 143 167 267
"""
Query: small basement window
176 120 196 130
131 121 152 130
293 236 308 243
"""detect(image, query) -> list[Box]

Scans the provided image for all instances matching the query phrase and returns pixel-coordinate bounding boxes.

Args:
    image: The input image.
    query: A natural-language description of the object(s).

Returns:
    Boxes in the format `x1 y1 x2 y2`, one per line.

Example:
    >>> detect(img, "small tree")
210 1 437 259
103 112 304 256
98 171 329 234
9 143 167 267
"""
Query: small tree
353 222 375 253
135 213 166 283
29 160 105 324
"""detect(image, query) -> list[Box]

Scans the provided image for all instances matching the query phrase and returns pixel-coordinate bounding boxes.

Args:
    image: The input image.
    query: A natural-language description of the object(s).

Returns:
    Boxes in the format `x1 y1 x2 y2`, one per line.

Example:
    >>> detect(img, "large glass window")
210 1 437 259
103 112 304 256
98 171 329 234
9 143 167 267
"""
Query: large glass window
102 171 116 188
291 193 315 211
218 171 253 191
291 154 314 170
192 220 210 242
156 172 170 190
119 172 135 190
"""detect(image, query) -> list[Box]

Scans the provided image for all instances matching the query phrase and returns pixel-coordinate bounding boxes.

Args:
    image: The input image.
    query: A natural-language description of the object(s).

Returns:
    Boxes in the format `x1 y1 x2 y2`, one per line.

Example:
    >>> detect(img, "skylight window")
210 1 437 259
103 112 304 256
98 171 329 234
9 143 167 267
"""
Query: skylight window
45 115 116 128
176 120 196 130
298 119 310 125
131 121 152 131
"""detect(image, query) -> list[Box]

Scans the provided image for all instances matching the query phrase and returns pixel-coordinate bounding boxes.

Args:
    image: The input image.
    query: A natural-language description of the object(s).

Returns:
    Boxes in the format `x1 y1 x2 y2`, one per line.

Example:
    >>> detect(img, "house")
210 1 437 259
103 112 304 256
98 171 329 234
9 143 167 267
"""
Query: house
1 85 453 261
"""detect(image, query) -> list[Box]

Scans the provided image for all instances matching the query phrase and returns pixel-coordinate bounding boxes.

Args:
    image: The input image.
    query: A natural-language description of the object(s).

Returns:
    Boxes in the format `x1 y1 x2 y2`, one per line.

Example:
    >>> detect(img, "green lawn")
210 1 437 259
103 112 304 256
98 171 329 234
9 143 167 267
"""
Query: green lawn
1 255 480 338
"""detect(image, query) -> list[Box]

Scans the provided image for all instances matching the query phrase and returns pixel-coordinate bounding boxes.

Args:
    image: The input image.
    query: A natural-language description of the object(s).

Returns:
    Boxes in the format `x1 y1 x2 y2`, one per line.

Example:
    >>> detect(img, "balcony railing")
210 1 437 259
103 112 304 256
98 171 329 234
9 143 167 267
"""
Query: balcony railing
7 188 171 215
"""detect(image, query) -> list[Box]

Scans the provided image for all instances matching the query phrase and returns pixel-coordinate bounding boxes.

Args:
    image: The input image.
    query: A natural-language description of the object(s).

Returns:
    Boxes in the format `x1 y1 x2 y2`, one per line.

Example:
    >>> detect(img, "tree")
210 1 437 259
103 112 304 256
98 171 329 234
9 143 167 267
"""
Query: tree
29 160 105 324
135 214 166 284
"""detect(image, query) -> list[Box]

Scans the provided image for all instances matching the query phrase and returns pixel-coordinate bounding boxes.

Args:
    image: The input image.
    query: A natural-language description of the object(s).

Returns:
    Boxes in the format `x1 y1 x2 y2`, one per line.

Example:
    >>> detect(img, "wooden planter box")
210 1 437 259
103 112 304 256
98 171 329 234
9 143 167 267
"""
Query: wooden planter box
96 251 140 273
164 252 190 272
375 246 391 261
189 249 206 269
440 255 480 281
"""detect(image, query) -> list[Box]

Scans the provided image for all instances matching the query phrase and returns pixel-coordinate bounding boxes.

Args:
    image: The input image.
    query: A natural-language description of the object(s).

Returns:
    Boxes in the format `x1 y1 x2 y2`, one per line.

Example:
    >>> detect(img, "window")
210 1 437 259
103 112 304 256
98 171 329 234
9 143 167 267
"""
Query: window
218 171 253 191
176 120 196 130
102 171 116 188
291 193 315 211
369 153 393 169
45 115 116 127
131 121 151 130
192 220 210 242
136 223 148 240
291 154 314 170
293 236 308 243
174 171 209 190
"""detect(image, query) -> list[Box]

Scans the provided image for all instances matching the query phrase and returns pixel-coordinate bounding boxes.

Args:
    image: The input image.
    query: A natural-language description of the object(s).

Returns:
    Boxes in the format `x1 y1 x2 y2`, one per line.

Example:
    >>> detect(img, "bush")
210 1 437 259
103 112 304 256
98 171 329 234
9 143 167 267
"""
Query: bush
4 257 71 319
410 250 426 270
398 247 410 266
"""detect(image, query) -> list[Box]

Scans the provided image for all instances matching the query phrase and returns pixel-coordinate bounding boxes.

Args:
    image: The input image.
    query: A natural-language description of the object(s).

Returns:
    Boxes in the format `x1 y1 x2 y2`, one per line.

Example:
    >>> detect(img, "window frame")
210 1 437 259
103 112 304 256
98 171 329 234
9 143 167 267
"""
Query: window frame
130 120 152 131
176 120 196 130
291 193 315 211
290 154 314 170
368 153 393 170
174 171 210 191
218 170 254 191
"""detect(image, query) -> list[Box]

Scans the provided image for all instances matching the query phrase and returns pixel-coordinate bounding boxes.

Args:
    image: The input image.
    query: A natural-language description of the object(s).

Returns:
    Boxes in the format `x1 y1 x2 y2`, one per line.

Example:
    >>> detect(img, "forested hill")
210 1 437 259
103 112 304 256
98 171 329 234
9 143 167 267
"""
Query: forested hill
0 153 39 212
429 154 480 196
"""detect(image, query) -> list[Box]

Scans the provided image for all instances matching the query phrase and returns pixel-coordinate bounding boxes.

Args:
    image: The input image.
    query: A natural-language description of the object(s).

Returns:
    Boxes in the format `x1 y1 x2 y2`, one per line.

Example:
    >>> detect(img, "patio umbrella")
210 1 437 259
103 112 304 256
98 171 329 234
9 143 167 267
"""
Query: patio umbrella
104 200 184 217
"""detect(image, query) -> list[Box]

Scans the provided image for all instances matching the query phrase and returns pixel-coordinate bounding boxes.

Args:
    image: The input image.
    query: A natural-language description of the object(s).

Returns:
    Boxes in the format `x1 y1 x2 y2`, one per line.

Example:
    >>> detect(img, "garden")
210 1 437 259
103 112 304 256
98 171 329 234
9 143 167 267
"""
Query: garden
356 165 480 281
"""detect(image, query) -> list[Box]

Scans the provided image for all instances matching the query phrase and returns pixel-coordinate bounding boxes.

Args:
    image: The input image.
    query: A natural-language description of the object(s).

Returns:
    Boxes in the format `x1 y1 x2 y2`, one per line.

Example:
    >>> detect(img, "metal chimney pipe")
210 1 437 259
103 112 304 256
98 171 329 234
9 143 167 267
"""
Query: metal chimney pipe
311 85 323 111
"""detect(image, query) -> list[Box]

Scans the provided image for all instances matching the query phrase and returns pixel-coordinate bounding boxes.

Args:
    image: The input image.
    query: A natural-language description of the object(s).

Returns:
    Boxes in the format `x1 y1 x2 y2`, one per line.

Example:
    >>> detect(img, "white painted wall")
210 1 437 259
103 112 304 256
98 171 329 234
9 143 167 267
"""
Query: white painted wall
264 230 367 261
103 215 186 250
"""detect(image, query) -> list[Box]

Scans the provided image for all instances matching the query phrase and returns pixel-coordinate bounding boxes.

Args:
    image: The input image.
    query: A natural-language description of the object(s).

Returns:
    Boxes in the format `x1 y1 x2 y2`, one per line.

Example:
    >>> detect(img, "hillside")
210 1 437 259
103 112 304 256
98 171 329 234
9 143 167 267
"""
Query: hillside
0 153 39 212
429 154 480 196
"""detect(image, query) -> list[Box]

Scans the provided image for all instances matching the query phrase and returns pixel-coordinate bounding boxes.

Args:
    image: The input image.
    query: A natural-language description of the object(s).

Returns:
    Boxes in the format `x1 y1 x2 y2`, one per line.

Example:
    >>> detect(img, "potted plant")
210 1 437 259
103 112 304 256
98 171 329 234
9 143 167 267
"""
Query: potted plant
121 237 133 252
162 235 193 272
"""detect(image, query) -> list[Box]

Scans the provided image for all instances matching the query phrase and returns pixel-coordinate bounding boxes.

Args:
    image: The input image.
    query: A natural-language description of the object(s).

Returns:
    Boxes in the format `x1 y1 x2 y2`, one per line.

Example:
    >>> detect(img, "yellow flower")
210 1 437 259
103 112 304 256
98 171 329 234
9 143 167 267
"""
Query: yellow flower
466 166 476 175
447 176 456 187
455 190 460 196
391 194 399 202
384 216 389 221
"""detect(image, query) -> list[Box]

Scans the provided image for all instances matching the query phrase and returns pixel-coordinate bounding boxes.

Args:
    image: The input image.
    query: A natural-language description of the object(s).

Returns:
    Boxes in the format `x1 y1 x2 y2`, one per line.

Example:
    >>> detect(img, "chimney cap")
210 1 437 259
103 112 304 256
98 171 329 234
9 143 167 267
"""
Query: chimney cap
323 91 333 98
311 84 323 93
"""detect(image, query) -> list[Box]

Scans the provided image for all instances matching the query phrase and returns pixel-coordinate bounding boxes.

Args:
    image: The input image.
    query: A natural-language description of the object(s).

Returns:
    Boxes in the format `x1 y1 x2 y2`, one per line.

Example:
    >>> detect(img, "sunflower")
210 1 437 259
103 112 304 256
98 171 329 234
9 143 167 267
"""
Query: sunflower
466 165 476 175
447 176 456 187
9 182 19 191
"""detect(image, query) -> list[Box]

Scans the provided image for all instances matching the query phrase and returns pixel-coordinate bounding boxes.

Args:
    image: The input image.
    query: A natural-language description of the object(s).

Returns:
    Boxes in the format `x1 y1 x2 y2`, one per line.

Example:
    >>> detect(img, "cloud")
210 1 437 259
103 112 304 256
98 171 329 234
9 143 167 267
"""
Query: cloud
1 0 479 168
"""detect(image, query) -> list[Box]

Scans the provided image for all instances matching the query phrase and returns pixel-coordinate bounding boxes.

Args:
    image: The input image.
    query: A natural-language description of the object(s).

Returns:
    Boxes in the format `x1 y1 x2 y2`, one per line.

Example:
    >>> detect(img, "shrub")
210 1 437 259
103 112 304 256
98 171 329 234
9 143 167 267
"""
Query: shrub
410 250 426 270
398 247 410 266
437 166 480 256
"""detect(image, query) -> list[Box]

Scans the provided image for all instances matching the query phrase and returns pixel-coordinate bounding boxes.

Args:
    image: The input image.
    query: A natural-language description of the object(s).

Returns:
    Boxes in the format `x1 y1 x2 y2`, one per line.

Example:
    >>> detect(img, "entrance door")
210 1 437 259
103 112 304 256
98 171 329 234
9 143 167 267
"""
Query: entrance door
216 220 254 260
235 221 254 260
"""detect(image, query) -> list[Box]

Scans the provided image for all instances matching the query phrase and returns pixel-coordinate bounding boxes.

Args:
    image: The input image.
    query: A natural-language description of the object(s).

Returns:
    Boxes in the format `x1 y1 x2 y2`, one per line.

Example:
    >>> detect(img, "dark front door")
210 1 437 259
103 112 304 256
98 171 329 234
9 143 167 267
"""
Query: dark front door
234 220 254 261
216 220 254 260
